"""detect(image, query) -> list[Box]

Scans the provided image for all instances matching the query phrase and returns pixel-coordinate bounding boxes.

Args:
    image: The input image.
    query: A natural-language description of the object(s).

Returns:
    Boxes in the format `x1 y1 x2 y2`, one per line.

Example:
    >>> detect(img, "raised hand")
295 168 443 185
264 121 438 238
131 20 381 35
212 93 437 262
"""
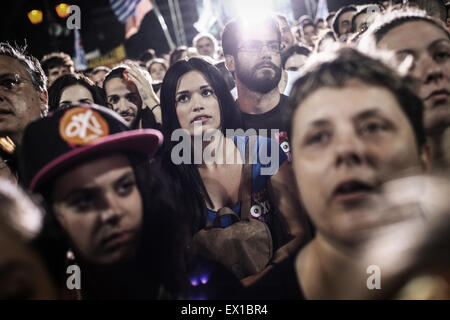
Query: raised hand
123 63 162 124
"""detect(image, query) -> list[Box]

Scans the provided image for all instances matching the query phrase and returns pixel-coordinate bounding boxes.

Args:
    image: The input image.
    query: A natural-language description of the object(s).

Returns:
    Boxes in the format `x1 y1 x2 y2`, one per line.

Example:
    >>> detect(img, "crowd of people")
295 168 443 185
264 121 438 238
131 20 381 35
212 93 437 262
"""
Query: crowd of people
0 0 449 299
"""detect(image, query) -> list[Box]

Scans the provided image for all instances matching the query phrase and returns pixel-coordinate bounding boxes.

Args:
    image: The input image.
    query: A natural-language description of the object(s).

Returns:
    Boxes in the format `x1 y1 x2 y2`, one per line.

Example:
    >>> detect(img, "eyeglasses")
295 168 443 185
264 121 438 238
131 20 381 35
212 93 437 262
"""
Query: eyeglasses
238 40 281 53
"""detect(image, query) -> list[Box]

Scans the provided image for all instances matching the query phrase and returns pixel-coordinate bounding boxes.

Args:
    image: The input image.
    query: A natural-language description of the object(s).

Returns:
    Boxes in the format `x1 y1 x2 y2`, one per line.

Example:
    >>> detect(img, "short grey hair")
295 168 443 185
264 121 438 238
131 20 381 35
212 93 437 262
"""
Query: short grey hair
0 42 47 92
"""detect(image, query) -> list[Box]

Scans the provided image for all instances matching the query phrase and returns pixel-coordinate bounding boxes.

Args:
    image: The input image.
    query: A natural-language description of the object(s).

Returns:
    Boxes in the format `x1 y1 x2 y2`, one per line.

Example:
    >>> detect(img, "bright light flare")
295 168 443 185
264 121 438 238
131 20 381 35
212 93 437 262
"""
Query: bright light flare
55 3 71 18
27 9 43 24
230 0 274 25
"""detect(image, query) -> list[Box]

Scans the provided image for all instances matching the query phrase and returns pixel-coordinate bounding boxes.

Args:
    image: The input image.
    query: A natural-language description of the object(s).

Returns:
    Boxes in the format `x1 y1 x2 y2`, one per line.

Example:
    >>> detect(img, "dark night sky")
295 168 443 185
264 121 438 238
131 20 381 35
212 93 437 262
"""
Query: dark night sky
0 0 199 59
0 0 385 60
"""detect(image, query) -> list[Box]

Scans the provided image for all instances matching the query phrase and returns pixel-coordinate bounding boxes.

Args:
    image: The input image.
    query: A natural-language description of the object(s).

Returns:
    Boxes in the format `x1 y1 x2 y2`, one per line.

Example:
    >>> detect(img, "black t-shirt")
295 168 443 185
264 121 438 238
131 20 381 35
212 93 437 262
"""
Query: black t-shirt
239 94 291 160
240 94 288 137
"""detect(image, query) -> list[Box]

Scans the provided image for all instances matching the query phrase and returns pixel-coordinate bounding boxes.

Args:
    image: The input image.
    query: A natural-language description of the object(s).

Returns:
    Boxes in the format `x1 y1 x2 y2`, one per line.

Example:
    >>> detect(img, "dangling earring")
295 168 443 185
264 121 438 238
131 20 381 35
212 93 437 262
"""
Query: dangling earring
66 248 76 262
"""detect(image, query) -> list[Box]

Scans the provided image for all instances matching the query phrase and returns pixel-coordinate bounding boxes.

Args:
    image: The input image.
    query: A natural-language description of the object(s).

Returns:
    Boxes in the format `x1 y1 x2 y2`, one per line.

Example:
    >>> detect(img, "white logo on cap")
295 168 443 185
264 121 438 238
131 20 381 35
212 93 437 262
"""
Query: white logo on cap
60 107 109 146
65 110 103 140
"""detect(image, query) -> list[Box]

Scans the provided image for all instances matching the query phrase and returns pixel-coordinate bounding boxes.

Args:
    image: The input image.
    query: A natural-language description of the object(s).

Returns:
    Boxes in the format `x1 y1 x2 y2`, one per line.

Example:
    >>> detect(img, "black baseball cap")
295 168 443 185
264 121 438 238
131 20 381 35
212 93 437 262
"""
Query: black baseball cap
20 104 163 192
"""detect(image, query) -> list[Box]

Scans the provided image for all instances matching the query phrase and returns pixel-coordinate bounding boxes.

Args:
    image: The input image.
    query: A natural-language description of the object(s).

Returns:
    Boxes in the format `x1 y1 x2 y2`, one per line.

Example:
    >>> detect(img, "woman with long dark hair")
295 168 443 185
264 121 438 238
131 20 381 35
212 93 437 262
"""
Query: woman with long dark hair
160 58 311 286
19 104 189 299
48 73 106 112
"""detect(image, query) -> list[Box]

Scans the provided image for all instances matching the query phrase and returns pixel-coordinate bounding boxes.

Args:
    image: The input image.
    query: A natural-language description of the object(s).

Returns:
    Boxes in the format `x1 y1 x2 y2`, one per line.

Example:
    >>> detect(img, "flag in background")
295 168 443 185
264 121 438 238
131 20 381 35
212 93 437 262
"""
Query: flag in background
315 0 329 21
73 28 87 70
109 0 154 39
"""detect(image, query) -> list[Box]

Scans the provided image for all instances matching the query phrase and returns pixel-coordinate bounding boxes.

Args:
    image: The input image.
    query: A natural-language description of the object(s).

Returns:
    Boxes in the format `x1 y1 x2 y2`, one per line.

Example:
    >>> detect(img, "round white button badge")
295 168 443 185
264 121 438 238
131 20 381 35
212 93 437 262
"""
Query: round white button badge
250 205 262 218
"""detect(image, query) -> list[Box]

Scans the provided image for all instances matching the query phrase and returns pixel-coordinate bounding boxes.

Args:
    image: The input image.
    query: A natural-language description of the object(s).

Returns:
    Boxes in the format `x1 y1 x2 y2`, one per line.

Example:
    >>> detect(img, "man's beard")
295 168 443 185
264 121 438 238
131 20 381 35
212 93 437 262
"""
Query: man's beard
129 107 142 129
236 60 282 94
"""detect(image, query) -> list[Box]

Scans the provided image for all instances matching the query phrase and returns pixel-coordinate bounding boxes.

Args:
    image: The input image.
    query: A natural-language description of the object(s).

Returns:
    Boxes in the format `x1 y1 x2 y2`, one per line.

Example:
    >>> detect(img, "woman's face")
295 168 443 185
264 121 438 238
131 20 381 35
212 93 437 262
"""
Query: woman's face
291 80 424 243
175 70 221 136
377 21 450 112
149 63 166 82
59 84 94 108
51 154 143 265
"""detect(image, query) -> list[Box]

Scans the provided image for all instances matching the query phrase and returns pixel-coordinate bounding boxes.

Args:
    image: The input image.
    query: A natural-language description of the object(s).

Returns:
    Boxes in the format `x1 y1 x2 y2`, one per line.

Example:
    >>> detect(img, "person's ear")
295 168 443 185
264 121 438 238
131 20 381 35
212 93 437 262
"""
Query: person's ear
224 54 236 73
420 143 432 172
39 90 48 116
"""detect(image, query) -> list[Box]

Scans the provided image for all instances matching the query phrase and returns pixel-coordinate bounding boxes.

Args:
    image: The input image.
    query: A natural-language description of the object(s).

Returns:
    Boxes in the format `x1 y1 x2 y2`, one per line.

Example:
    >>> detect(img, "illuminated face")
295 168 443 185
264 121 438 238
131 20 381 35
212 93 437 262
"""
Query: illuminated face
196 37 215 57
149 63 166 82
338 11 355 36
231 27 282 94
284 53 308 72
291 80 424 242
175 70 221 136
105 77 141 124
377 21 450 113
0 56 46 145
59 84 94 108
51 154 143 265
48 65 71 87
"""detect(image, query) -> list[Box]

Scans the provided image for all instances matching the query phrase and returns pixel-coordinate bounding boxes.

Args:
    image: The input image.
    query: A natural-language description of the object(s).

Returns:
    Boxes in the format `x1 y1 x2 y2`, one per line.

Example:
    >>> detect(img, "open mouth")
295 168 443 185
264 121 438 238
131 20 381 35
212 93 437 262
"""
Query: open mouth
333 180 375 201
191 115 211 123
